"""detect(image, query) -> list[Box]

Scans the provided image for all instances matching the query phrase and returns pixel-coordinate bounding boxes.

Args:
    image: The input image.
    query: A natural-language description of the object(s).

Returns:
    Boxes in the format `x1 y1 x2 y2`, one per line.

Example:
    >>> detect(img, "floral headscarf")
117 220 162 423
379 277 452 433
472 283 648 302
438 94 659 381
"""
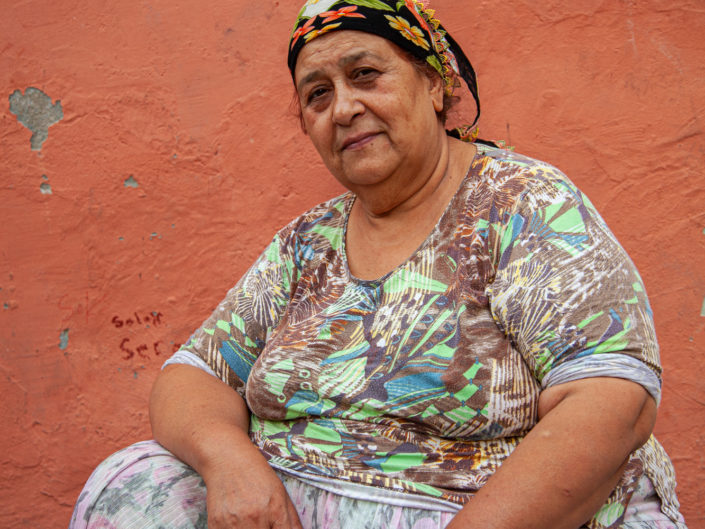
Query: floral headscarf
288 0 481 139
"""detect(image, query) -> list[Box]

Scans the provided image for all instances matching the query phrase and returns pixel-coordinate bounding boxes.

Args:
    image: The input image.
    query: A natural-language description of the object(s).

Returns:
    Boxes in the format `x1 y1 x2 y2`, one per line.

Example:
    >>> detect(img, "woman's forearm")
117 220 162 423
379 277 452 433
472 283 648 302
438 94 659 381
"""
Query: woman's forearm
149 363 258 480
150 364 304 528
446 377 657 529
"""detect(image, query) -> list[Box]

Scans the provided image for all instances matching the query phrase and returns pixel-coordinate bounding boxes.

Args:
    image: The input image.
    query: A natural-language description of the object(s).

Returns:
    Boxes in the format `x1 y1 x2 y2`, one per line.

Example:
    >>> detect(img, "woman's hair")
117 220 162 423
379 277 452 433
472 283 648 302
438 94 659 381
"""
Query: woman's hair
290 51 459 132
405 53 459 125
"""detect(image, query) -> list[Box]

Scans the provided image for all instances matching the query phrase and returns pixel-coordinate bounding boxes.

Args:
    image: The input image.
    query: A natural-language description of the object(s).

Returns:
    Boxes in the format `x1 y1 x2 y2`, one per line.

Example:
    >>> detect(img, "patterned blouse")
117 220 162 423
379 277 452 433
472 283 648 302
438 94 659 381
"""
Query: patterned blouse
176 146 683 527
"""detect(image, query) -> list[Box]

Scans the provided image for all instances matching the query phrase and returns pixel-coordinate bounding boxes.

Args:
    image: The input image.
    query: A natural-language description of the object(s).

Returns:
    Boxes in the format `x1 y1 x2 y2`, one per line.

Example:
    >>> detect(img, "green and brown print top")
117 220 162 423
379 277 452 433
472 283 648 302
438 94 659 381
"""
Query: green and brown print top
178 147 682 528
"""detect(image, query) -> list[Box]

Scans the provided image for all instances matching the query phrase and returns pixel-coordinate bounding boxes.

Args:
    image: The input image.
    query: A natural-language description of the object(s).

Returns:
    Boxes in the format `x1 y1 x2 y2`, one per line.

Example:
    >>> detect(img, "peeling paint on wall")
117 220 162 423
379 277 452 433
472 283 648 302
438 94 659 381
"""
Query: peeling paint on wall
59 329 70 350
40 175 52 195
124 175 139 188
8 87 64 151
701 298 705 317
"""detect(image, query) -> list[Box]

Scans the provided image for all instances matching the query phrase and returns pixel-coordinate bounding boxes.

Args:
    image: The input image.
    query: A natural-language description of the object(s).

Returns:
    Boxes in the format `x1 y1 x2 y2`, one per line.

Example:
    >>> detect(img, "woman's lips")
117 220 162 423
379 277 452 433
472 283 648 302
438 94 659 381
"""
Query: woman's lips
341 132 379 151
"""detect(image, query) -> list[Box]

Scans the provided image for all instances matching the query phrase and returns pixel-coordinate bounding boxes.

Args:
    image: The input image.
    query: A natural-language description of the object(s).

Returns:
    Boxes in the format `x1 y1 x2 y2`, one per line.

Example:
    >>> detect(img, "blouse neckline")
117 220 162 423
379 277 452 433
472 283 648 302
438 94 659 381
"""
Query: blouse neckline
340 148 487 287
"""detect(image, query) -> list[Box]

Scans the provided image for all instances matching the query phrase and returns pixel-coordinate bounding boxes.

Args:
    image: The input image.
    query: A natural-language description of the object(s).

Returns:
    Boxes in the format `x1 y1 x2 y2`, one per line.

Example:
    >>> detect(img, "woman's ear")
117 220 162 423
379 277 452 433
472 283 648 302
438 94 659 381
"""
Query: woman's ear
429 73 445 114
298 102 310 135
292 93 309 135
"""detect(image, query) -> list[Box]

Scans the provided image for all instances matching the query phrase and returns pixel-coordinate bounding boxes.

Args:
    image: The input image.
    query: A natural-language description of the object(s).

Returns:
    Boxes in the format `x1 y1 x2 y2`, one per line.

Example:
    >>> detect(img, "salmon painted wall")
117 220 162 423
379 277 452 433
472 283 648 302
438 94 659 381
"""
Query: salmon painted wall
1 1 703 526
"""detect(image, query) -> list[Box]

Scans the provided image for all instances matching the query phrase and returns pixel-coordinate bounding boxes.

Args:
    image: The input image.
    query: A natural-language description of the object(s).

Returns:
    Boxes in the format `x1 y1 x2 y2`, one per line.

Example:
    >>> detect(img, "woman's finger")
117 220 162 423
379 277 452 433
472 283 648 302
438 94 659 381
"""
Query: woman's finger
267 494 303 529
286 496 304 529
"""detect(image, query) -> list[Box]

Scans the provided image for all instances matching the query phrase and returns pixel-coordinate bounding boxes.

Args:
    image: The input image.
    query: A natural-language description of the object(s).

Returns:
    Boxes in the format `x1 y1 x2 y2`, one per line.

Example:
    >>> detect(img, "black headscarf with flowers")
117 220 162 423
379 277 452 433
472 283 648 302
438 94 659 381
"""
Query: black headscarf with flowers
287 0 481 140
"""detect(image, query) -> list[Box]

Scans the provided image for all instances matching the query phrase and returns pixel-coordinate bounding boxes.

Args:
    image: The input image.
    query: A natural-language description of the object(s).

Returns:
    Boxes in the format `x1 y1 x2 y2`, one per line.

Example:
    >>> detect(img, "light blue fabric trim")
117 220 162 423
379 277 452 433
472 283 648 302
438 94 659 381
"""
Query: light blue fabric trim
272 464 462 514
542 353 661 405
162 350 217 377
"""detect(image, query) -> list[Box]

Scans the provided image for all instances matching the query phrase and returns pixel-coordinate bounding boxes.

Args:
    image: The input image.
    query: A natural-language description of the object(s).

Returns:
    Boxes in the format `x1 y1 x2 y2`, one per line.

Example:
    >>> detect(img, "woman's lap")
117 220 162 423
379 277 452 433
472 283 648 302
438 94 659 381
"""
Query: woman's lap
280 473 454 529
71 441 683 529
69 440 454 529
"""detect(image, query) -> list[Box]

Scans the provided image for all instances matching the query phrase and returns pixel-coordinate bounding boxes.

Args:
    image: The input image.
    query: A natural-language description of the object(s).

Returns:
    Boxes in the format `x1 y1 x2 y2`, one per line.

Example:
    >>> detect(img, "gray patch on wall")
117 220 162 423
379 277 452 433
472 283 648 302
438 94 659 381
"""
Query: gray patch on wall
8 87 64 151
59 329 70 350
124 175 139 188
40 175 52 195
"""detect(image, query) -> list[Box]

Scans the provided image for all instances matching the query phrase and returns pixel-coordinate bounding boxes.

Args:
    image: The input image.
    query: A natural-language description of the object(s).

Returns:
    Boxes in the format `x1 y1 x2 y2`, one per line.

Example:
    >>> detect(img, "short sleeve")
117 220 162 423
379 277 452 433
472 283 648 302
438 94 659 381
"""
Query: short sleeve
486 167 662 402
175 231 297 397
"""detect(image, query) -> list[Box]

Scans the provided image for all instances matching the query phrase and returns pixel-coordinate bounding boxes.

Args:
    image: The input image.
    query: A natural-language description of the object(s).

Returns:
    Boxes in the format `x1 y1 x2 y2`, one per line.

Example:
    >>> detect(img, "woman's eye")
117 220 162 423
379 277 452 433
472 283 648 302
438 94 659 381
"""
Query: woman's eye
354 68 377 80
306 87 329 104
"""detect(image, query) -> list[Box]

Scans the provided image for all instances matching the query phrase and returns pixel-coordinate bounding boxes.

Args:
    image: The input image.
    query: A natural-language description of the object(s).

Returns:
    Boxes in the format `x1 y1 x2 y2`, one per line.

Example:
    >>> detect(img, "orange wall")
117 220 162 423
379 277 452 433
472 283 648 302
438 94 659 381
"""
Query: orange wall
1 1 703 526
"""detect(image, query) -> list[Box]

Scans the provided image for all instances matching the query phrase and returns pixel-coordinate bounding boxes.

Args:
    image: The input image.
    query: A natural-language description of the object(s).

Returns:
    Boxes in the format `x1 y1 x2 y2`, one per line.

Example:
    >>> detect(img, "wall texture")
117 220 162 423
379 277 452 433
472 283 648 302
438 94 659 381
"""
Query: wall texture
1 1 703 527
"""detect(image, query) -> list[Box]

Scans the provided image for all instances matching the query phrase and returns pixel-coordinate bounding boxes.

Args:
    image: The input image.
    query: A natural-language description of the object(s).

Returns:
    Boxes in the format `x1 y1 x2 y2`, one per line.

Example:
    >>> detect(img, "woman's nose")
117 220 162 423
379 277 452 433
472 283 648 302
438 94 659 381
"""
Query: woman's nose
331 85 364 126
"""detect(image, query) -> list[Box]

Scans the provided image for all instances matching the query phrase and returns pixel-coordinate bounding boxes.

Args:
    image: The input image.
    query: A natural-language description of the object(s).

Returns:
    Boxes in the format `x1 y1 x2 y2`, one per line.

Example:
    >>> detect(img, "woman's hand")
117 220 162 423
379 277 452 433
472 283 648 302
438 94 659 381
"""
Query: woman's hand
150 364 303 529
204 452 302 529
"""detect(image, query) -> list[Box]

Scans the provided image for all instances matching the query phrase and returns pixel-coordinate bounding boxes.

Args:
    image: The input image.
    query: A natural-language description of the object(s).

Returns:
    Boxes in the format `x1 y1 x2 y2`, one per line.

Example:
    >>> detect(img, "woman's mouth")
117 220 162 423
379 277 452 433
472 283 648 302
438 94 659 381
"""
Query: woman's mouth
341 132 380 151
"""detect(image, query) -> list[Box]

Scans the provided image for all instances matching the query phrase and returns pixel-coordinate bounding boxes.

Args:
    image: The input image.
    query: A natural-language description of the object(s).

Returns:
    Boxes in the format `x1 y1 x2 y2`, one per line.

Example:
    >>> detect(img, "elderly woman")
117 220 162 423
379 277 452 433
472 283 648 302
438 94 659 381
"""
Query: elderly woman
70 1 687 528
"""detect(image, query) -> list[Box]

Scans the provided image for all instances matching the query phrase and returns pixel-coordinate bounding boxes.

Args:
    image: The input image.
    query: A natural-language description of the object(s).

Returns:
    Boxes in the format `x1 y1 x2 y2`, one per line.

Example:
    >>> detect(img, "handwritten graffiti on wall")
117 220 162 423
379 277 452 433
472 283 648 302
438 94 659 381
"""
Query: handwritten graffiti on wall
111 311 179 360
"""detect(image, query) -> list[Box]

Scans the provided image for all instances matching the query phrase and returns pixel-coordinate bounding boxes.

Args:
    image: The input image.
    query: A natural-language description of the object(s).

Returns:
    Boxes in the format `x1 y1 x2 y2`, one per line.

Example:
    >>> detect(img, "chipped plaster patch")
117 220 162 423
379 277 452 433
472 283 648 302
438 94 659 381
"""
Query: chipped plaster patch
40 174 52 194
124 175 139 188
8 87 64 151
59 329 70 350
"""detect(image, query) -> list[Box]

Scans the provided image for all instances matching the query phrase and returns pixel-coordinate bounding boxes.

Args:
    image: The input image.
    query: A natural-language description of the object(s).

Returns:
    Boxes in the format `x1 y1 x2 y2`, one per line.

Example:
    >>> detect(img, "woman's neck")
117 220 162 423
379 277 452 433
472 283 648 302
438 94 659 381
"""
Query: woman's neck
345 138 477 280
352 138 476 229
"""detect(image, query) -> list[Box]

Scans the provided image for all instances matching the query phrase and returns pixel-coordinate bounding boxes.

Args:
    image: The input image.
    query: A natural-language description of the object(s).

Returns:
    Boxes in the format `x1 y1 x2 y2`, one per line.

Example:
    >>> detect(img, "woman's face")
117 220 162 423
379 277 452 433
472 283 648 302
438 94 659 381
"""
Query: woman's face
294 31 445 196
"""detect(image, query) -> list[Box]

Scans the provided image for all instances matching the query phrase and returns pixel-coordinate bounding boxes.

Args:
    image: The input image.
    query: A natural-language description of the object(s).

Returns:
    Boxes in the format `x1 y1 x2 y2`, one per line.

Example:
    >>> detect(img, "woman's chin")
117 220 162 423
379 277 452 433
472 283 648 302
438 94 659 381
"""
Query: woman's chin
331 157 403 191
333 167 396 192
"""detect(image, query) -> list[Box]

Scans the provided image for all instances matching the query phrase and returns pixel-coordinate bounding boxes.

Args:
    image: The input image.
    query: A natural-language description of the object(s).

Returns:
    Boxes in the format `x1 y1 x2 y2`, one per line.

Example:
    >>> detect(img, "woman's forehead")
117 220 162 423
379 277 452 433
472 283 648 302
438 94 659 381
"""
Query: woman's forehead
295 31 404 81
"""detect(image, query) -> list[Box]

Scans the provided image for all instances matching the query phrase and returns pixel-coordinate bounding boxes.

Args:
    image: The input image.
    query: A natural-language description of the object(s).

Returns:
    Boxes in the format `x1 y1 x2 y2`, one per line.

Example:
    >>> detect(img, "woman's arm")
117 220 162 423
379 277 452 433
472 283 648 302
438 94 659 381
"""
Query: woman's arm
446 377 657 529
150 363 303 529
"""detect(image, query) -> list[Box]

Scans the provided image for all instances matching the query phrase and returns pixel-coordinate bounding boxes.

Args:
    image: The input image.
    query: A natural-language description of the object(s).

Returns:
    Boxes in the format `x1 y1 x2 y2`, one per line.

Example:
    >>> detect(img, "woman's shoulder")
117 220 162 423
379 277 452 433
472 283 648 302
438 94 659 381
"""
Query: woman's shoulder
477 144 554 167
474 146 587 212
477 145 568 184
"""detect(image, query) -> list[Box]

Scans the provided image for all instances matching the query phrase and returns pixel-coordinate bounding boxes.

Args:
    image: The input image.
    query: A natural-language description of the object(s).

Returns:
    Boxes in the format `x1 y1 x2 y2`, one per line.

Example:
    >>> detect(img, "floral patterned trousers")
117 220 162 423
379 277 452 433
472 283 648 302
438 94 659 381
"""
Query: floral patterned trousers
69 440 456 529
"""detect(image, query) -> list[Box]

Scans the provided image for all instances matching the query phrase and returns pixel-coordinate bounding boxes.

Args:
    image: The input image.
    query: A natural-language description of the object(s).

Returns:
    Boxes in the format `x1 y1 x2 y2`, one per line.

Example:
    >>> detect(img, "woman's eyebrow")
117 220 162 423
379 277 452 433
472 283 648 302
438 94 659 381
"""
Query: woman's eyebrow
297 71 324 92
339 50 377 68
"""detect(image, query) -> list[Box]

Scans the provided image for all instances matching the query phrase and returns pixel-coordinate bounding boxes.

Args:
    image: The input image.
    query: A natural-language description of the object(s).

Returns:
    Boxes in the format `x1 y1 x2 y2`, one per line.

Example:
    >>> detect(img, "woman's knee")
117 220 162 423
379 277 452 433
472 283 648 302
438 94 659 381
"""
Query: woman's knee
70 440 207 529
